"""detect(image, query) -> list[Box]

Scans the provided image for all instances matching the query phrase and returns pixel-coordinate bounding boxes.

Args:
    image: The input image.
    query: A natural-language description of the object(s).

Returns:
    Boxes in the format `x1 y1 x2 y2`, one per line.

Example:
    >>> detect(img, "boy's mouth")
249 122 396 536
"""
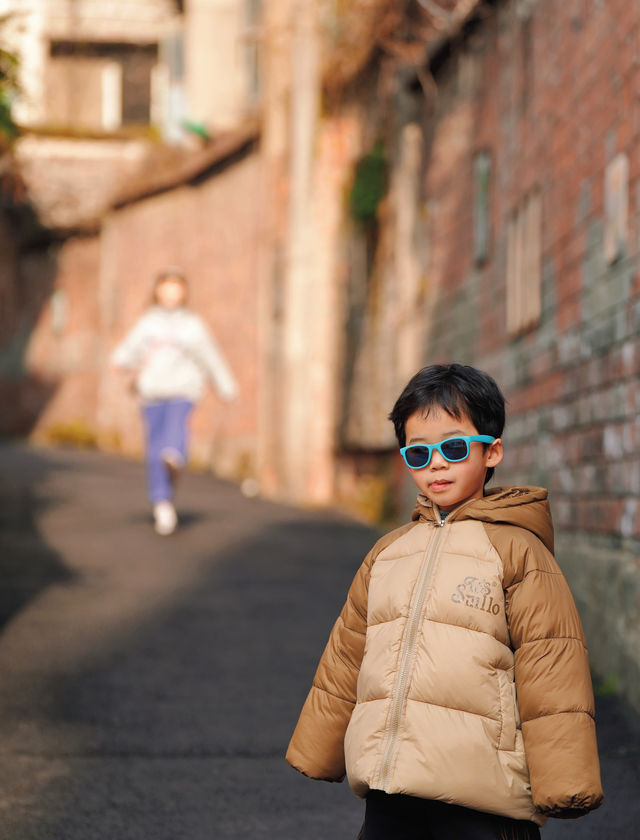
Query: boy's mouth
430 480 453 491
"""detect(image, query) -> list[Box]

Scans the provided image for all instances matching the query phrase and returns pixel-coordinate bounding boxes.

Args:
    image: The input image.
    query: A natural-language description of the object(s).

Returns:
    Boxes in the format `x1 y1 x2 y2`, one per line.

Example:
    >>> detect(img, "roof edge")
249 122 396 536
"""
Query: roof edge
111 120 260 211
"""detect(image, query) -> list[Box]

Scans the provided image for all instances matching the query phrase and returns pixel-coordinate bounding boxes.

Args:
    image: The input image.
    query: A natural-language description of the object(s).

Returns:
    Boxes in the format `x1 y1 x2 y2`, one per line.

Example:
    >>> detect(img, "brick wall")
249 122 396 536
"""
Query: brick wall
415 0 640 708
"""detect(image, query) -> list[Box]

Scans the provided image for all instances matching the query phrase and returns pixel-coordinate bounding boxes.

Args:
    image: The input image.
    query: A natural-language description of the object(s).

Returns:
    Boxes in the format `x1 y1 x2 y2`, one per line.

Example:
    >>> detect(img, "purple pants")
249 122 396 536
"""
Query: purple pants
142 399 194 503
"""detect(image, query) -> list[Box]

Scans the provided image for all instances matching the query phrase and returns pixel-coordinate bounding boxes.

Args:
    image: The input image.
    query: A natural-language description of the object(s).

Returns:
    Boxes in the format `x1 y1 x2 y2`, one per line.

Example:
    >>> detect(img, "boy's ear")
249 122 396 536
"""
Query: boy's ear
485 438 503 468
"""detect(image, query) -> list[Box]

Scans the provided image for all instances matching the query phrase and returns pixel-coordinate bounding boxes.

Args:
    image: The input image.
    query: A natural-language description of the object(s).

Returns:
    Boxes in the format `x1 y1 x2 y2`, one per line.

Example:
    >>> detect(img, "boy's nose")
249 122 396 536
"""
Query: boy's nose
429 450 449 469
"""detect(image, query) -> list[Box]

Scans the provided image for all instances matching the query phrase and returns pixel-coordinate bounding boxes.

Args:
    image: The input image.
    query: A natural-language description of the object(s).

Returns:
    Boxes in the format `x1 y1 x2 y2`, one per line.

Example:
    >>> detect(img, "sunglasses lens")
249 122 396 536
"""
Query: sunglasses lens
405 446 430 468
441 438 469 461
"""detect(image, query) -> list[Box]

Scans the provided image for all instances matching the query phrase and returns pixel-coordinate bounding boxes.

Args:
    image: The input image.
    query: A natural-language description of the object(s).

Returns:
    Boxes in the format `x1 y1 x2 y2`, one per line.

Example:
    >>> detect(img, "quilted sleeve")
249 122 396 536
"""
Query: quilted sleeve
503 529 603 817
487 524 604 818
285 547 373 781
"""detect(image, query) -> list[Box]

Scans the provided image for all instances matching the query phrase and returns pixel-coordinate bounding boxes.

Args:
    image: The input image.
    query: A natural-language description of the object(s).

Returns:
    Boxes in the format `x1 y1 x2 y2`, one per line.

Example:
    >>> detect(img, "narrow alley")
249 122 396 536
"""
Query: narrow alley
0 444 638 839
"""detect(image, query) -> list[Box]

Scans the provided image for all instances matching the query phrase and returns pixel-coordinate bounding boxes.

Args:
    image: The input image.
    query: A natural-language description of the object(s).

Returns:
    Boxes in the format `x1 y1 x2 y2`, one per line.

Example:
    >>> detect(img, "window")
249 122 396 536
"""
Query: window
473 151 491 265
506 190 542 336
604 153 628 264
520 15 533 112
47 41 158 131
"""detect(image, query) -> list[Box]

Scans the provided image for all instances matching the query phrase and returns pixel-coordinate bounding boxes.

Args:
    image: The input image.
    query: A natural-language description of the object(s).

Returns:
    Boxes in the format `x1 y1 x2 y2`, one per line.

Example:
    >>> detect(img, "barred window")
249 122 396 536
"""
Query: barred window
506 189 542 336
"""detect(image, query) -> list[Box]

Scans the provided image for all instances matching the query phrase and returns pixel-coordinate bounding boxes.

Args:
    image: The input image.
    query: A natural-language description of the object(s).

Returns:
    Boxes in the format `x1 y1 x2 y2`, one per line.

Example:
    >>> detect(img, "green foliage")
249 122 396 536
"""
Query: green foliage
0 95 16 142
0 23 19 146
349 140 388 228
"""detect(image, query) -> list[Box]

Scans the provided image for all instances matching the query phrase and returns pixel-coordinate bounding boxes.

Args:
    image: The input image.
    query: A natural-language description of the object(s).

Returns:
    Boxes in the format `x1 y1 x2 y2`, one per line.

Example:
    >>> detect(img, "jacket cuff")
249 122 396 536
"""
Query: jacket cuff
285 685 353 781
522 712 604 817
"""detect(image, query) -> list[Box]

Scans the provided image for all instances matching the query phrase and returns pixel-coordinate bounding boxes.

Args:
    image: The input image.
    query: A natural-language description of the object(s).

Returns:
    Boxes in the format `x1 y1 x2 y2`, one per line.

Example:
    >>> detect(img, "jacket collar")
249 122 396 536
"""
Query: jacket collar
411 486 554 552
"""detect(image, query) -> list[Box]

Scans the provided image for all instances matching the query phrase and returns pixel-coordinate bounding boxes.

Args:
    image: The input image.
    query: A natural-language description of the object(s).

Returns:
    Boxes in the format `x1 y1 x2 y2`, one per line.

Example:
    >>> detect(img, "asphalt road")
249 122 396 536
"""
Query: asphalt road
0 443 638 840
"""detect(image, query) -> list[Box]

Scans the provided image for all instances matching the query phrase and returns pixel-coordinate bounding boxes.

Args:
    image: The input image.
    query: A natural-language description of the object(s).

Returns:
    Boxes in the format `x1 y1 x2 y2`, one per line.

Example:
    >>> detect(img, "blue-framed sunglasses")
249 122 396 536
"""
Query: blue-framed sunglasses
400 435 496 469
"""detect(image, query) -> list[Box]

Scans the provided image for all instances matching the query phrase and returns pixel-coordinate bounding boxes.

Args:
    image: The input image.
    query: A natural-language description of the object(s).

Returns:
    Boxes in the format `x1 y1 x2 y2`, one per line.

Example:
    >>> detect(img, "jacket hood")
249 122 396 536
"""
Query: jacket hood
412 486 554 553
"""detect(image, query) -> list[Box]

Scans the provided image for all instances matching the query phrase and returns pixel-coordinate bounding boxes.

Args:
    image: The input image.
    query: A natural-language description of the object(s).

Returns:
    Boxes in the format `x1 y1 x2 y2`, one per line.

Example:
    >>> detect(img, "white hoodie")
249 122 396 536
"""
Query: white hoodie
110 306 238 403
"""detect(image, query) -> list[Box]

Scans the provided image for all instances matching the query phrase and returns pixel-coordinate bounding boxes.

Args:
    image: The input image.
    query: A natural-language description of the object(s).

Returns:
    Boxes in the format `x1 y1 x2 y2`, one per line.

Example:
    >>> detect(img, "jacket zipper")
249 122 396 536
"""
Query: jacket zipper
376 517 446 790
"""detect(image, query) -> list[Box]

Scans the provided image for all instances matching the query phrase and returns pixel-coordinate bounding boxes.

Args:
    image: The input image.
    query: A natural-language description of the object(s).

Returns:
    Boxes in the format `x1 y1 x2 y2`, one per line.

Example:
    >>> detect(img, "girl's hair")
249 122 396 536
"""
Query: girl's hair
152 267 188 304
389 363 506 485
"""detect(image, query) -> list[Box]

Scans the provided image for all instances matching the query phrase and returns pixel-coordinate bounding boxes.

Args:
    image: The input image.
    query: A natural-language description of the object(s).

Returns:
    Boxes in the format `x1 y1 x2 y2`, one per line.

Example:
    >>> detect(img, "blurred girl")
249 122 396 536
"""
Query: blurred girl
111 268 238 535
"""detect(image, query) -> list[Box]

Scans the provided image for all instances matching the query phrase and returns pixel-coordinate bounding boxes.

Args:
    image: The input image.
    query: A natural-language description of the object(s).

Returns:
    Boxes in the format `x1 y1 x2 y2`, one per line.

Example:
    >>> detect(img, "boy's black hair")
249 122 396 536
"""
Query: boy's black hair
389 363 505 485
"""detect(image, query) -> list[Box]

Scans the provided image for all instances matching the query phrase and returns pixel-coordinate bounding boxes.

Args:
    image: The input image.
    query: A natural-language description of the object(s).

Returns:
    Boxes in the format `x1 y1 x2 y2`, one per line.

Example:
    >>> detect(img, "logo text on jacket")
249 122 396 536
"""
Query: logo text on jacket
451 576 501 616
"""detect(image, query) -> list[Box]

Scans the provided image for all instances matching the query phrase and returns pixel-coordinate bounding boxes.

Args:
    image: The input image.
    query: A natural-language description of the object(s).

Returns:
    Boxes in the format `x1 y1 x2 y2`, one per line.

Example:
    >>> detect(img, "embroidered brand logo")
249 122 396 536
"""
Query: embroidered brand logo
451 576 501 616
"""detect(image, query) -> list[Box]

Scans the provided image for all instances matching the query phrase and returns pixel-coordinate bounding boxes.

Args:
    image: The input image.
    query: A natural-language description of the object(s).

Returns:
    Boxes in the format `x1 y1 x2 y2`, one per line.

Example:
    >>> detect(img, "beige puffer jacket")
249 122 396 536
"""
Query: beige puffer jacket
286 487 603 825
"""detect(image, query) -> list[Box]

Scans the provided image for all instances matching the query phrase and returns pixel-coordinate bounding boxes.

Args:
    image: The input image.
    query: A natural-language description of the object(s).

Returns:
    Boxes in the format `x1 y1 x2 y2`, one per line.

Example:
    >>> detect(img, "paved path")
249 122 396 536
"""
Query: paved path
0 444 638 839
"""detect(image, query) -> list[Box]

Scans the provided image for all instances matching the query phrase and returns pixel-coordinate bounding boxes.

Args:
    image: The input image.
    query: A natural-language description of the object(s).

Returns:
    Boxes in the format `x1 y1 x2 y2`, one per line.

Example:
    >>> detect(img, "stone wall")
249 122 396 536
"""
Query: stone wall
415 0 640 708
15 137 153 229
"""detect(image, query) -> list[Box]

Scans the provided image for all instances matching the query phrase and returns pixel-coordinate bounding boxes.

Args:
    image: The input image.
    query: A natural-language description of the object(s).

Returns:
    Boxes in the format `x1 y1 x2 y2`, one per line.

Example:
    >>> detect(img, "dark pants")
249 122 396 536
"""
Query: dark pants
359 792 541 840
142 399 193 502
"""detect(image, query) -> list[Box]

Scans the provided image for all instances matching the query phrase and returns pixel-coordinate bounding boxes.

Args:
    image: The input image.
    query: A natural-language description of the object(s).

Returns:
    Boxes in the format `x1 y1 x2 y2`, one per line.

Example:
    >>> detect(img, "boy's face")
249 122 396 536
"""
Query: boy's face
403 408 503 512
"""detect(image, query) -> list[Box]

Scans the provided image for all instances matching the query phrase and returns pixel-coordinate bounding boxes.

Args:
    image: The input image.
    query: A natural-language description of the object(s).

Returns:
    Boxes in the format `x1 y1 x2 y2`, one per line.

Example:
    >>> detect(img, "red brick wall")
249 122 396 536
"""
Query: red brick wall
417 0 640 706
423 0 640 525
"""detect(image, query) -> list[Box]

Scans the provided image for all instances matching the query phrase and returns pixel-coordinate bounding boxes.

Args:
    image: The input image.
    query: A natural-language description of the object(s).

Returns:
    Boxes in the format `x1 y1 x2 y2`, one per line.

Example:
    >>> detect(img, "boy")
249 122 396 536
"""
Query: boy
286 364 603 839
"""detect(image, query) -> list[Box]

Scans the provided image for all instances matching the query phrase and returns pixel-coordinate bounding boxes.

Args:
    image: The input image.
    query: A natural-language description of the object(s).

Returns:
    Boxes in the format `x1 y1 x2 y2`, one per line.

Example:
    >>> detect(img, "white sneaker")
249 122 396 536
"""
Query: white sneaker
153 501 178 536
